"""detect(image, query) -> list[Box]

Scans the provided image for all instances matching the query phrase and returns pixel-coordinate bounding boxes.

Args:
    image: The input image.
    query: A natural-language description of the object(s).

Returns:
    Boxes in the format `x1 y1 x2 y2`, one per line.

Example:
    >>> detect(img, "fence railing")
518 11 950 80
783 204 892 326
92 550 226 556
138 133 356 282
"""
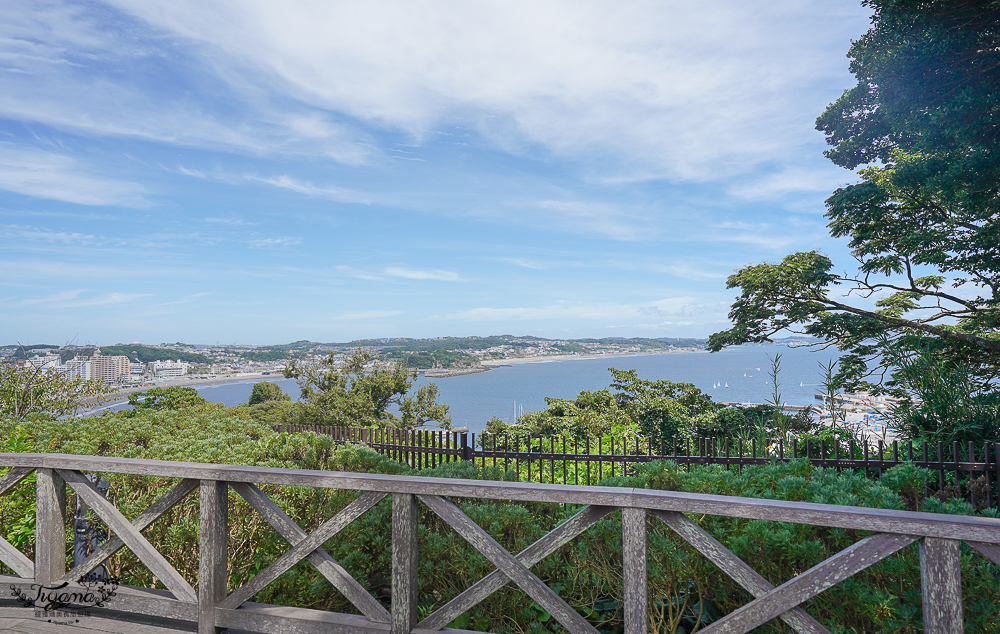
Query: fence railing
2 452 1000 634
281 425 1000 511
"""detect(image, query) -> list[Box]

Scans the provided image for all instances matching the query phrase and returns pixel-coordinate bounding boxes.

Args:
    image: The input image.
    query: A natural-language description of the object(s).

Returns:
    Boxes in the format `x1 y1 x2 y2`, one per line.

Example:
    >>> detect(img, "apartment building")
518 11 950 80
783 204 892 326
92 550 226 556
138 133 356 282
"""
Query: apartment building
90 350 130 385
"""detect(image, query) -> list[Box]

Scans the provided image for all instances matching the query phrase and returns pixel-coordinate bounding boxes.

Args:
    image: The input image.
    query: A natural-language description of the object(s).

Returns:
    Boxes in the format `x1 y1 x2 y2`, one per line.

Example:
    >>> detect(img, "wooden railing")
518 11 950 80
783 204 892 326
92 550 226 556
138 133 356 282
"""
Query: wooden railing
282 425 1000 510
2 452 1000 634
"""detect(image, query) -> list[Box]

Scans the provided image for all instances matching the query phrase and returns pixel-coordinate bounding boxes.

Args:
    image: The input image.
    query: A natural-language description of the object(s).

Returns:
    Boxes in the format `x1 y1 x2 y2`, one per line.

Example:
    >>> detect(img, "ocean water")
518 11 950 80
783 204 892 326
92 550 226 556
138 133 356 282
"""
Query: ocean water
109 345 841 433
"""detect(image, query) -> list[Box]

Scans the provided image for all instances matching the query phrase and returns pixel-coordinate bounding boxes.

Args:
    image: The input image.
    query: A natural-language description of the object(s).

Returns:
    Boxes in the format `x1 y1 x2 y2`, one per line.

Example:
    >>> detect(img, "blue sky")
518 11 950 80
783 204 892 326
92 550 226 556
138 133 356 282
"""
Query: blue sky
1 1 874 345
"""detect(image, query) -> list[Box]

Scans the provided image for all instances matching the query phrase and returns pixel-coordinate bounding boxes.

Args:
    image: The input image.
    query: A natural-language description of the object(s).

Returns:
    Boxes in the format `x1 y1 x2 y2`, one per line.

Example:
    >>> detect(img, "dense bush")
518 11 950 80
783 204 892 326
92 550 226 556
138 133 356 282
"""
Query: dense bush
486 368 820 453
2 411 998 633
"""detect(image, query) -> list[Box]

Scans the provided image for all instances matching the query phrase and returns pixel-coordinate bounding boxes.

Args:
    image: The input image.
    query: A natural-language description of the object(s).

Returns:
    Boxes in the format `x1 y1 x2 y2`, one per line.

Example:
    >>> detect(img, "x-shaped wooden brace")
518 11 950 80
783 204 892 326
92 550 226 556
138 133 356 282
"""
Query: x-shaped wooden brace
966 540 1000 567
654 510 832 634
229 482 391 623
58 469 198 603
655 511 917 634
58 476 198 584
418 503 615 630
0 467 36 578
419 494 603 634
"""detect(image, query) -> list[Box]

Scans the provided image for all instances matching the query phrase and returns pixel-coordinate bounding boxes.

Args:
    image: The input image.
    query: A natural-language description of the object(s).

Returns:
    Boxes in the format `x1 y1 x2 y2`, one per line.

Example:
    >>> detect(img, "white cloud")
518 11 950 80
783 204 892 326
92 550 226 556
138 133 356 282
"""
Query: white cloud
337 310 402 320
728 165 856 200
442 298 727 322
0 143 146 206
0 3 374 163
605 259 728 282
639 298 728 317
151 292 213 307
249 236 303 248
2 1 869 183
384 267 461 281
202 215 251 226
534 200 654 241
498 257 551 270
249 175 371 204
9 289 151 308
13 289 86 306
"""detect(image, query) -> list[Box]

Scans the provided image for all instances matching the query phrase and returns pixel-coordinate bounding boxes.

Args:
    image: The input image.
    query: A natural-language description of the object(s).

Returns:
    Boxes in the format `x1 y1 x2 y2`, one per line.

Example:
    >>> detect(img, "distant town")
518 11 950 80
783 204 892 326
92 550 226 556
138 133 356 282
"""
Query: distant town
1 335 820 389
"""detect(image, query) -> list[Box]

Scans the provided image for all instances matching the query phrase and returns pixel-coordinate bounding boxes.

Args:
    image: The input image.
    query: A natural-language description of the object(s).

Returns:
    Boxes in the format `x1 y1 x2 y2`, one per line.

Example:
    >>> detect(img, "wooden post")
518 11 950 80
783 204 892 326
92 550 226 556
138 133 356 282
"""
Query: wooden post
920 537 963 634
35 468 66 584
199 480 228 634
392 493 419 634
622 507 647 634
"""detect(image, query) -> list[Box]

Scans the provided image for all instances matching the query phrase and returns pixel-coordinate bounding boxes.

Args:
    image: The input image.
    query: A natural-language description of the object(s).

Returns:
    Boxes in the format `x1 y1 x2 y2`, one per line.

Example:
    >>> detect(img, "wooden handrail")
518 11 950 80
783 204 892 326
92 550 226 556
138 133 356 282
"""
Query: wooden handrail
3 452 1000 634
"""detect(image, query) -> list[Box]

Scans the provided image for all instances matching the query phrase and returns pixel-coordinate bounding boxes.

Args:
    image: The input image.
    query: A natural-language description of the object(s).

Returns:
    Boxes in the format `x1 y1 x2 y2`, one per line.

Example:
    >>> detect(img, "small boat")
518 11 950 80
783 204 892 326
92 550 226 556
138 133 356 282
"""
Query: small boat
725 382 729 388
743 373 747 377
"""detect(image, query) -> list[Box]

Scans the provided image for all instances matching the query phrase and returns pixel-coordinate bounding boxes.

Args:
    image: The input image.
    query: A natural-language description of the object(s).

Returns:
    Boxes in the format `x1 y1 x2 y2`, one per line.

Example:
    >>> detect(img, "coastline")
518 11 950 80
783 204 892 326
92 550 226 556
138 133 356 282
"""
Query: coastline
108 371 287 399
479 349 702 368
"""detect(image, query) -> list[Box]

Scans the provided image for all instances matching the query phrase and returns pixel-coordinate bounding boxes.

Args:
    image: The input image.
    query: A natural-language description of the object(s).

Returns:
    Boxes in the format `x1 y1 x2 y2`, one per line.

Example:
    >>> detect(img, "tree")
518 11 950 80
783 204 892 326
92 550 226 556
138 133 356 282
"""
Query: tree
248 381 291 405
128 386 209 412
283 347 451 429
710 0 1000 395
818 359 847 427
881 337 1000 445
0 364 113 420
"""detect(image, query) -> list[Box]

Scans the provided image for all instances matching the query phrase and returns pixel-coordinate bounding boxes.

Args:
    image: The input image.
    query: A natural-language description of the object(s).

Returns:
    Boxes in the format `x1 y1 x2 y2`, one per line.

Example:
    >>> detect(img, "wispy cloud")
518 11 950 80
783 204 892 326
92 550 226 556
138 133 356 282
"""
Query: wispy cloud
249 236 302 248
498 257 551 270
9 290 151 309
150 292 213 307
442 298 726 322
384 267 461 281
13 289 86 306
337 310 402 320
248 175 371 204
0 143 146 207
639 298 728 318
203 215 251 226
89 0 867 182
728 165 855 200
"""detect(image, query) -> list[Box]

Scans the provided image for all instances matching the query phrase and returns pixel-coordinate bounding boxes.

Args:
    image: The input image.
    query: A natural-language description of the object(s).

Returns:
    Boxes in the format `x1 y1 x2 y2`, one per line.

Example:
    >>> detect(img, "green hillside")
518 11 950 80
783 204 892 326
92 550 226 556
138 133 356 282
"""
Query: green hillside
75 345 212 364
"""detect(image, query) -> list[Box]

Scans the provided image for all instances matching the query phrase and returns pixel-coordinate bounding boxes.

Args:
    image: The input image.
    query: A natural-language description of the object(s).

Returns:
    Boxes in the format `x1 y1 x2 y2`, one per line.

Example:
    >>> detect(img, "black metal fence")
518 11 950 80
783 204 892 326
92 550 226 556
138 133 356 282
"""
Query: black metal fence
279 424 1000 510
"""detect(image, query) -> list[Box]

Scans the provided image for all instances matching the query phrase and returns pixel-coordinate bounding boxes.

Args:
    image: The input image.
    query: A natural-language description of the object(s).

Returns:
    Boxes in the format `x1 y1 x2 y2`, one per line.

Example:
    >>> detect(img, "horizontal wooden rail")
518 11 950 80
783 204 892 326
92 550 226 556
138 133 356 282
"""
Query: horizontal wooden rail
3 452 1000 634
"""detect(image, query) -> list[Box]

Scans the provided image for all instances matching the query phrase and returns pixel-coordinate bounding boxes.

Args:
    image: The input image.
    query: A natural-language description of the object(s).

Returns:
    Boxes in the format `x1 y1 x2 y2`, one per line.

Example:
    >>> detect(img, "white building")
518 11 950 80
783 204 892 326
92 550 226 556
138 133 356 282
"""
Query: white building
150 360 190 378
63 357 92 380
28 353 60 369
91 350 131 385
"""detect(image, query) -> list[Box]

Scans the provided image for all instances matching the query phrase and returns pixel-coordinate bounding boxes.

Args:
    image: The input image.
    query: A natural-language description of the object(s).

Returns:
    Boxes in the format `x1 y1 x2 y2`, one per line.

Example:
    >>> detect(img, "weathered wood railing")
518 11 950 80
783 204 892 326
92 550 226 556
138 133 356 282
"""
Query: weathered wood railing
2 453 1000 634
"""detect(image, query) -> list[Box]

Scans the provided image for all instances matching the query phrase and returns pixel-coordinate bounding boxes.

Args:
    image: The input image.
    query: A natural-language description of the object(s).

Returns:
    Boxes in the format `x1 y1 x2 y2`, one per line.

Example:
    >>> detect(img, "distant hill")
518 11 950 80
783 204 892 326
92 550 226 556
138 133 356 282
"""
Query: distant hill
73 345 212 364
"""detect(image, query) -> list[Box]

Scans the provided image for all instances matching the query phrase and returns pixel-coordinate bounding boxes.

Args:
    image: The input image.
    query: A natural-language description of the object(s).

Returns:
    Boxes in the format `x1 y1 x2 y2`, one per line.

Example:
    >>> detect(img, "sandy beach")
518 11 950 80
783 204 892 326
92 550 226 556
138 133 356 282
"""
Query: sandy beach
107 371 285 399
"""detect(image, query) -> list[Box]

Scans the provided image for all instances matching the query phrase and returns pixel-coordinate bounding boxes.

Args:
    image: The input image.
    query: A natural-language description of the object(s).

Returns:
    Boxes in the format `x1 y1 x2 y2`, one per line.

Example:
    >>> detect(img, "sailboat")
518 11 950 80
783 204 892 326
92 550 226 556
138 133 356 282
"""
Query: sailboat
725 382 729 388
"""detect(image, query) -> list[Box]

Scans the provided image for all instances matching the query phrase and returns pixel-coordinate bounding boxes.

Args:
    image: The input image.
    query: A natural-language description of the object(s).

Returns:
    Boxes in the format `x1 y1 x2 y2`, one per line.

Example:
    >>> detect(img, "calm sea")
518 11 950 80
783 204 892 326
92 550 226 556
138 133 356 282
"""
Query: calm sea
105 345 841 433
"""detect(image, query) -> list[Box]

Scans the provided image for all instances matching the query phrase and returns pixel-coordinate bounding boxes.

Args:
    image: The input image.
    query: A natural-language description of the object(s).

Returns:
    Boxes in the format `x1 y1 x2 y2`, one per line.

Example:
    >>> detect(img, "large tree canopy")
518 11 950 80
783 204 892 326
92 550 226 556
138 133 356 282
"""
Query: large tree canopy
710 0 1000 396
284 347 451 429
